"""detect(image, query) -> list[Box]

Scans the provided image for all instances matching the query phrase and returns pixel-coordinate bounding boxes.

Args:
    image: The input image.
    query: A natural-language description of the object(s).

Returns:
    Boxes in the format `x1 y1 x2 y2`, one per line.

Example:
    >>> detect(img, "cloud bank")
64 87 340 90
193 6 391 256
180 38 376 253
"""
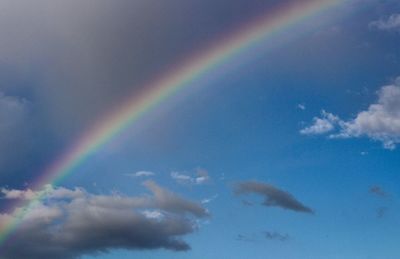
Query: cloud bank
0 181 208 259
234 181 313 214
301 78 400 149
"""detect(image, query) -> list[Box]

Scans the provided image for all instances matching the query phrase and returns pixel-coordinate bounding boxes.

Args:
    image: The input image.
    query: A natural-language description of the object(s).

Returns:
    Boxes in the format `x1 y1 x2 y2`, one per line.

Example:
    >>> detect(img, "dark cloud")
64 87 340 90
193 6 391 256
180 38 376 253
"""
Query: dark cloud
264 231 290 241
234 181 314 214
241 200 254 206
236 231 290 243
236 234 257 242
376 206 388 219
369 185 387 198
0 181 208 259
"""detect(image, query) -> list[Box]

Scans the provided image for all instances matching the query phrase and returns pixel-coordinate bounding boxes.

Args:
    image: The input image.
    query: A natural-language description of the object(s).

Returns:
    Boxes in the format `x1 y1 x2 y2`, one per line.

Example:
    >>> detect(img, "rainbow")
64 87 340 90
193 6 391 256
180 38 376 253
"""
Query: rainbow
0 0 345 247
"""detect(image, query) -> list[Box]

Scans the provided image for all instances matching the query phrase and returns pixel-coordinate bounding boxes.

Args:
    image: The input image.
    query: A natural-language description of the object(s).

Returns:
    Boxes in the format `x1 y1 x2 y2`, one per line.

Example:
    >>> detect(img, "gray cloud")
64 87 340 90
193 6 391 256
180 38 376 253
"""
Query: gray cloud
376 206 388 219
0 181 208 259
264 231 290 241
369 13 400 31
234 181 313 214
236 231 290 243
301 78 400 149
369 185 387 198
236 233 257 242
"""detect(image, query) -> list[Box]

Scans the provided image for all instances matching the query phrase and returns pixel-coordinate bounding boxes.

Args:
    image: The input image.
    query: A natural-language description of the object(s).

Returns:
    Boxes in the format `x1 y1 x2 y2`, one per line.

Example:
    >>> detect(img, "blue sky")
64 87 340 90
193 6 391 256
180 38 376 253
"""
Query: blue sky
1 0 400 258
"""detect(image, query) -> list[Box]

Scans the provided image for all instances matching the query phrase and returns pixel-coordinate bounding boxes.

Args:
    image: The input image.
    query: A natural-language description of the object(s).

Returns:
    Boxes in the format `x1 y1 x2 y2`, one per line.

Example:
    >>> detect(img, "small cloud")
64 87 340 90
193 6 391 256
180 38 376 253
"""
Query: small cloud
241 200 254 206
369 185 387 198
201 194 218 204
369 14 400 32
142 210 164 220
297 103 306 110
125 171 155 178
195 168 210 184
376 206 388 219
236 231 290 243
234 181 314 214
236 234 257 242
300 110 341 135
171 168 210 185
264 231 290 241
171 171 193 184
360 151 368 156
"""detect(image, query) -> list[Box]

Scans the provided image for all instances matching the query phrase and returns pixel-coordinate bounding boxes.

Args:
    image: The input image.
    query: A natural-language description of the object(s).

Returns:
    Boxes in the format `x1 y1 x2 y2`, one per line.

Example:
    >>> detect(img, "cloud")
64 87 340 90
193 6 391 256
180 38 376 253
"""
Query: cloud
301 78 400 149
171 168 210 185
234 181 313 214
241 200 254 206
236 234 257 242
126 171 155 178
143 180 209 218
264 231 290 241
376 206 388 219
369 185 387 198
300 110 341 135
171 172 193 184
0 181 208 259
236 231 290 243
297 103 306 110
201 194 218 204
369 14 400 31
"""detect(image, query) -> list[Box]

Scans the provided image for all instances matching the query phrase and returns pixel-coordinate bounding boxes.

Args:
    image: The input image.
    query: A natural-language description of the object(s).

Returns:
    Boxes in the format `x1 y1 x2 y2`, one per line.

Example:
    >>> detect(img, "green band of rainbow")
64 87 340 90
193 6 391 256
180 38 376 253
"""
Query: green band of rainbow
0 0 344 246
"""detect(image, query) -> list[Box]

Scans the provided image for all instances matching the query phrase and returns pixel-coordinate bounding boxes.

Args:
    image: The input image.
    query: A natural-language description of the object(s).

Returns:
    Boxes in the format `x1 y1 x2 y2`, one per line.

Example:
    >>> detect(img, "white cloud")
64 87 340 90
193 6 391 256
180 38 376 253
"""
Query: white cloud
297 103 306 110
300 110 341 135
126 171 155 178
201 194 218 204
171 168 210 185
301 77 400 149
171 172 193 184
141 210 164 220
369 14 400 31
1 187 36 200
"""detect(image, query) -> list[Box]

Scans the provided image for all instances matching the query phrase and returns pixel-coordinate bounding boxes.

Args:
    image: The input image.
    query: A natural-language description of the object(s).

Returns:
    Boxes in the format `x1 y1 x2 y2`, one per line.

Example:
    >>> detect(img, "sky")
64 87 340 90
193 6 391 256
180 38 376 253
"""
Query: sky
0 0 400 258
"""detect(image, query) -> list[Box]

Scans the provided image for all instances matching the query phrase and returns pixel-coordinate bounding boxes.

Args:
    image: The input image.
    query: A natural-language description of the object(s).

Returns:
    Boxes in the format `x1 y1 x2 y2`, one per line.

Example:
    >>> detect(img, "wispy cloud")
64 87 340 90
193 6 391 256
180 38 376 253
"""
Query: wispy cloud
236 230 290 243
264 231 290 241
376 206 388 219
171 168 210 185
125 171 155 178
297 103 306 110
369 14 400 31
201 194 218 204
369 185 388 198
